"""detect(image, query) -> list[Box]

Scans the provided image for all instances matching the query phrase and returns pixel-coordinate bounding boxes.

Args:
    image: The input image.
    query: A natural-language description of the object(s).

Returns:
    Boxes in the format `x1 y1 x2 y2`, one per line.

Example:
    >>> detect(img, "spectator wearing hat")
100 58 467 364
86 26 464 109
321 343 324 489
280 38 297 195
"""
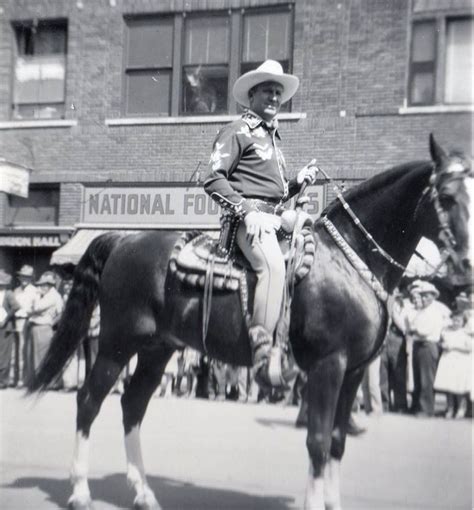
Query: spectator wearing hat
12 265 38 387
25 271 63 382
434 310 472 418
380 287 411 413
204 59 318 379
406 281 450 416
0 270 20 388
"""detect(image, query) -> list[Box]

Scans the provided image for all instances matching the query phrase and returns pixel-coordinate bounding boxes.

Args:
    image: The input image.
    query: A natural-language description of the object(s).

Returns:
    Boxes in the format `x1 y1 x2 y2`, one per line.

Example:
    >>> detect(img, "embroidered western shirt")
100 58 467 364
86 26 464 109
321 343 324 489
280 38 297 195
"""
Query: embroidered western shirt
204 111 300 217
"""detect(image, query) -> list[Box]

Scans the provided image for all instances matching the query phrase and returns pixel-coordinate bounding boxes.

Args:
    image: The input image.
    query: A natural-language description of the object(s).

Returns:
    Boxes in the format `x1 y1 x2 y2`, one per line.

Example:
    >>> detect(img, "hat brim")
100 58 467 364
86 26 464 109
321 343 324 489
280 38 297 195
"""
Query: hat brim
233 71 299 108
17 272 33 277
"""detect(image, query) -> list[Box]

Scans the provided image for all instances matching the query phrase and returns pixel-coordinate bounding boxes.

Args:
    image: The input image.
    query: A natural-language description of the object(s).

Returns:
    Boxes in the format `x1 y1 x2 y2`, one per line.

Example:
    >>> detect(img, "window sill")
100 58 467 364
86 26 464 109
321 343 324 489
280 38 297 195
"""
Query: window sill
398 105 474 115
0 119 78 130
105 112 307 126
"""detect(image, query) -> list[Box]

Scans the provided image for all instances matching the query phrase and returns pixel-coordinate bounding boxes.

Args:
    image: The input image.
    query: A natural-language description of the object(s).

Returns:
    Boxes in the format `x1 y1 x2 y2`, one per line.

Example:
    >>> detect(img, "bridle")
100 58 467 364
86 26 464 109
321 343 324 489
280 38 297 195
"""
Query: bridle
415 163 471 275
320 162 469 277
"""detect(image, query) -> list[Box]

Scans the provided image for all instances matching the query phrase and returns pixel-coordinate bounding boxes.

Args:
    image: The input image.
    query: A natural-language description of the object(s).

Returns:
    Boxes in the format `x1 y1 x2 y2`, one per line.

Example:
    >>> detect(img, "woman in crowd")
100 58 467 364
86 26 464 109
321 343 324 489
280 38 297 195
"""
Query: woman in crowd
434 311 472 418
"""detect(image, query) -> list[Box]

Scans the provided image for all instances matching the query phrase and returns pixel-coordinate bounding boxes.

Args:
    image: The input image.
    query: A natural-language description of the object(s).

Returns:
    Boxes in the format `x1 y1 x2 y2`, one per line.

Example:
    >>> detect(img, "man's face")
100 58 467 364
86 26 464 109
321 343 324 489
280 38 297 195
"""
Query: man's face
248 81 283 121
37 284 50 296
420 292 435 308
18 276 31 289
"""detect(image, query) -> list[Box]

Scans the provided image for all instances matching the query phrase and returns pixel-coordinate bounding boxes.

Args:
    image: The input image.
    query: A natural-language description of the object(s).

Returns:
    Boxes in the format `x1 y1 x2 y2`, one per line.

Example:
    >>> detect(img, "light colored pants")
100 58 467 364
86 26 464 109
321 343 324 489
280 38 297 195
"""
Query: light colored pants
236 222 285 334
362 355 383 415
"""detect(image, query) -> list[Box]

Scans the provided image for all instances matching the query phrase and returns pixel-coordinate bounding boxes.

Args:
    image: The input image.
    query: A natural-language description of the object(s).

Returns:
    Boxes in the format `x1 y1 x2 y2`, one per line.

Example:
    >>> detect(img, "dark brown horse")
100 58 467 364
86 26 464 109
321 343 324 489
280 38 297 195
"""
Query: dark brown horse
28 135 471 510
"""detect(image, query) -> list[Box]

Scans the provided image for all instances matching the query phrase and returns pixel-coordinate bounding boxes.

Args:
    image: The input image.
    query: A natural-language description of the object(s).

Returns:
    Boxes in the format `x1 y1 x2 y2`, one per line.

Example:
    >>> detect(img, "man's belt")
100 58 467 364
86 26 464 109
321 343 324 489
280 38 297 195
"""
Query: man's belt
246 198 283 214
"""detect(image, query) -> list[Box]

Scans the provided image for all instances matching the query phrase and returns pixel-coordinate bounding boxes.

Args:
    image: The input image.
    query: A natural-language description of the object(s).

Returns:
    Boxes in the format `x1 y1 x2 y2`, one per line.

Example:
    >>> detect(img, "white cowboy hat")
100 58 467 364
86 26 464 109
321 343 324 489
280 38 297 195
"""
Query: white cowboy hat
16 264 34 278
35 271 56 287
0 269 12 286
410 280 439 298
232 59 300 108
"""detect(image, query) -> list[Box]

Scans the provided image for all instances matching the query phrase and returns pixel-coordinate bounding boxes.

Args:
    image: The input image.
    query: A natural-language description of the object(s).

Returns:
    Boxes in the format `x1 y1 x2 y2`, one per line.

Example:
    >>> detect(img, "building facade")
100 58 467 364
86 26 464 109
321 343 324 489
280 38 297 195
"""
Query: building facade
0 0 472 273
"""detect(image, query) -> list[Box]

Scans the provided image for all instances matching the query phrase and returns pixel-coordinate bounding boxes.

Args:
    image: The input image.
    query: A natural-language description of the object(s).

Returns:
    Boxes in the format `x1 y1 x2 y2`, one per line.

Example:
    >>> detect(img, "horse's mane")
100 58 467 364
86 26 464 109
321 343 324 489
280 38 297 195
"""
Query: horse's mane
321 160 433 217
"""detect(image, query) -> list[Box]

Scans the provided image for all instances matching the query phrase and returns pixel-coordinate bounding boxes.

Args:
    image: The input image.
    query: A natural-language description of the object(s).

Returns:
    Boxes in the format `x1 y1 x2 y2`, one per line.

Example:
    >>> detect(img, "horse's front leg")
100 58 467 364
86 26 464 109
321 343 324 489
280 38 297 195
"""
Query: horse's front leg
121 345 173 510
305 351 346 510
324 367 365 510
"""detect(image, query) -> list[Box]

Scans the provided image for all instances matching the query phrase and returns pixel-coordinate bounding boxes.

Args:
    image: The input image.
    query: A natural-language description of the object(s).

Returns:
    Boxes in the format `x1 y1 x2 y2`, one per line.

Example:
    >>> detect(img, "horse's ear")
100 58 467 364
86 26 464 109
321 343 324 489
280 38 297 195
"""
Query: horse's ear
429 133 448 167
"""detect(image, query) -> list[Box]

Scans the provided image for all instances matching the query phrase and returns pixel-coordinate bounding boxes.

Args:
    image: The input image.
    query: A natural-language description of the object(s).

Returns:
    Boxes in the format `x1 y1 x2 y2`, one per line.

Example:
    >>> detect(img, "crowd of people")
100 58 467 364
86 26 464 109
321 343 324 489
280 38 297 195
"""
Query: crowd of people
367 280 472 420
1 264 472 421
0 265 64 390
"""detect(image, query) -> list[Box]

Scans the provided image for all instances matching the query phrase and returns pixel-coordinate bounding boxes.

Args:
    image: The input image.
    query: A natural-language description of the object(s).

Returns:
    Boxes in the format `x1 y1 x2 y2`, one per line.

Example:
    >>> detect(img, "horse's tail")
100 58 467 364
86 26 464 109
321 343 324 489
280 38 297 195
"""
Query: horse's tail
26 232 125 394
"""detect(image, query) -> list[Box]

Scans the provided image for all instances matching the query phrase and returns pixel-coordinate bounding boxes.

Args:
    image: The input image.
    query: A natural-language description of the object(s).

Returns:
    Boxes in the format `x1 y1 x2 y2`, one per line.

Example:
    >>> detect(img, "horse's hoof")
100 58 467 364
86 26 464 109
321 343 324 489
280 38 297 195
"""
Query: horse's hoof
133 494 162 510
133 501 161 510
67 495 94 510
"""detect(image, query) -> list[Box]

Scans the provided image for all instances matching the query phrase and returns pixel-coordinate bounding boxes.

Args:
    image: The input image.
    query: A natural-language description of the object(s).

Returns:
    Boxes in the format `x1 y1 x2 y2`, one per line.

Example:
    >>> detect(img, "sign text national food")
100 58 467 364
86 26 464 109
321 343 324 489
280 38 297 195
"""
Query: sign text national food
82 186 325 227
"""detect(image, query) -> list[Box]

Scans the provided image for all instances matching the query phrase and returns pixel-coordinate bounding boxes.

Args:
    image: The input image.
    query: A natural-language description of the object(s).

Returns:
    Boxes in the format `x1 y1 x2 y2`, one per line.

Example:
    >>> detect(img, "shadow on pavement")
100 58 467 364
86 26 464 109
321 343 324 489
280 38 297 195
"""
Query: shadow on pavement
255 417 299 429
4 473 296 509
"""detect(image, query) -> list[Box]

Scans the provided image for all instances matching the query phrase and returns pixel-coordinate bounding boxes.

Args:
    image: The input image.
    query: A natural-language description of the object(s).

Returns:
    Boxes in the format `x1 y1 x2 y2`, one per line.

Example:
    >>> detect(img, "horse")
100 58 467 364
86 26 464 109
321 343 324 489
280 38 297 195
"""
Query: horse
27 135 472 510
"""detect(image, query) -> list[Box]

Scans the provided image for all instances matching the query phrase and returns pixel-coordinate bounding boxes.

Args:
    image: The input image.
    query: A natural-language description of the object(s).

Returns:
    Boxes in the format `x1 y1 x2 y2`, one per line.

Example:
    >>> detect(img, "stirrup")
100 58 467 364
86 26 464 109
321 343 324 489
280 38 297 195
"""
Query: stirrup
249 325 272 366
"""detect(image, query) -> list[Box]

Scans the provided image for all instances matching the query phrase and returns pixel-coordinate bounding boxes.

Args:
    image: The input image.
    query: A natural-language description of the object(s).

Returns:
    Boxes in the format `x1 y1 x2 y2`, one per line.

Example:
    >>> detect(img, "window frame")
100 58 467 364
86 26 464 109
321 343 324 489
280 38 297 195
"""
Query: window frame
5 184 60 227
408 13 473 107
122 4 295 118
10 18 68 120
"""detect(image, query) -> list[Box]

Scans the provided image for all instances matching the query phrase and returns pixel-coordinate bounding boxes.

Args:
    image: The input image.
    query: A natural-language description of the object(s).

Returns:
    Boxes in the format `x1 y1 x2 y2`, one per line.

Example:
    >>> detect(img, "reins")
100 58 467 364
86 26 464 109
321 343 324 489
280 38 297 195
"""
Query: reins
317 163 463 280
318 166 407 271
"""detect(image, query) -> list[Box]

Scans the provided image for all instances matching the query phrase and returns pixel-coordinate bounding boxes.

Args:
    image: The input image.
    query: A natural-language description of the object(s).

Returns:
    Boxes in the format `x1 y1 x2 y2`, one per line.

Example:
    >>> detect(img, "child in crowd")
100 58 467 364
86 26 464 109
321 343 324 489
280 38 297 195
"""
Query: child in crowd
434 311 472 419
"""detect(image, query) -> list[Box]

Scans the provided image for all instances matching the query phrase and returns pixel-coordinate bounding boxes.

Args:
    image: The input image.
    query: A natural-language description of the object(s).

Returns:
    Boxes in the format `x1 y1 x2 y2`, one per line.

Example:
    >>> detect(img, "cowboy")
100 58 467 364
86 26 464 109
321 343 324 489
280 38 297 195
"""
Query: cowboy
204 60 318 372
12 265 38 387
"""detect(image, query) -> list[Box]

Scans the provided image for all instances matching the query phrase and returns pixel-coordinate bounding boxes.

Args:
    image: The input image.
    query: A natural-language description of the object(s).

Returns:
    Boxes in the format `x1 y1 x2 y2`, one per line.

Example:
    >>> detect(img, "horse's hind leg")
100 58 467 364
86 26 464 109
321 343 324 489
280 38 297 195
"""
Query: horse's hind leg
304 352 346 510
324 367 365 510
69 352 127 510
121 342 174 510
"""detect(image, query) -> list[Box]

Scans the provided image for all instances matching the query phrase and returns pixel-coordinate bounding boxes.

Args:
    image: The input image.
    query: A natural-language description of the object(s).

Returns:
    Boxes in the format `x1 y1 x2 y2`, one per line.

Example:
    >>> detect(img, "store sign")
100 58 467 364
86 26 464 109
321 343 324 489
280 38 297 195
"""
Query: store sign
82 186 326 226
0 160 31 198
0 235 62 247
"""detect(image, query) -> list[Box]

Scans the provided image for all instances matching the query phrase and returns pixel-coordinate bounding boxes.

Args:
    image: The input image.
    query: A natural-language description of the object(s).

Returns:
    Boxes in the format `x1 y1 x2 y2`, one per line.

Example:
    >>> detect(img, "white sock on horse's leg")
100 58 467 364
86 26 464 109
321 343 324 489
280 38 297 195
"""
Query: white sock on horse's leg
69 431 92 507
125 425 161 510
304 458 325 510
324 458 342 510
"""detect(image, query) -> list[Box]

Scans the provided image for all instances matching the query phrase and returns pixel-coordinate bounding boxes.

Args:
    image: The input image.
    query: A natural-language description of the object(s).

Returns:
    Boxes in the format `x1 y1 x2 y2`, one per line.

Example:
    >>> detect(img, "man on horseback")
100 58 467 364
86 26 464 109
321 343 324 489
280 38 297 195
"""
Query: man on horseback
204 59 318 373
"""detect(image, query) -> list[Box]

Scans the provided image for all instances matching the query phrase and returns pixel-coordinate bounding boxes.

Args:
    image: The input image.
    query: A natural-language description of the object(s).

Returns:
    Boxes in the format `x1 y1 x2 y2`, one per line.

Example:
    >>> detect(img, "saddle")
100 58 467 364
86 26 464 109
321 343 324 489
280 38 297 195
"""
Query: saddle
168 214 316 293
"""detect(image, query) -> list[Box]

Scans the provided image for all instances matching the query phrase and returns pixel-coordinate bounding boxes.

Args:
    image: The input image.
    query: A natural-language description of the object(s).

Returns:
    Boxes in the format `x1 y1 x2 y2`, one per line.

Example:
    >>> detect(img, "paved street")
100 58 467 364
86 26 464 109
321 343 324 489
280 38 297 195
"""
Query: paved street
0 389 472 510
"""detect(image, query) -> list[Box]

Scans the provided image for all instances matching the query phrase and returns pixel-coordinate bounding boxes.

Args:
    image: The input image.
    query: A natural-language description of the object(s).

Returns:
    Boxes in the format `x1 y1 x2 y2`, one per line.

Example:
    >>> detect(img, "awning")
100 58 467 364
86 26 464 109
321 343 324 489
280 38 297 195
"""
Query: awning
50 229 138 266
404 237 447 278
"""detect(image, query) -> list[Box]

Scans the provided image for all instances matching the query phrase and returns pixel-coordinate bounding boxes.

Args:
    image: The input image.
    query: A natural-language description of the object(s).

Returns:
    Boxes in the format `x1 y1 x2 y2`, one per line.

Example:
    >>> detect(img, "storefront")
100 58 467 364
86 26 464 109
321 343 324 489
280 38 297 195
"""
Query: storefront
51 183 327 266
0 227 73 276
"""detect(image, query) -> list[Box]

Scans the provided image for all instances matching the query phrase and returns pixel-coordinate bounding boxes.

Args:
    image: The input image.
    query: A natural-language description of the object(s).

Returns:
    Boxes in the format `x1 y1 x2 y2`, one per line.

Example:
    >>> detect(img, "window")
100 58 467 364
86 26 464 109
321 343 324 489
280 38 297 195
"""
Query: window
124 16 174 116
5 187 59 226
445 18 473 104
123 6 294 117
12 20 67 119
409 16 473 106
182 14 229 114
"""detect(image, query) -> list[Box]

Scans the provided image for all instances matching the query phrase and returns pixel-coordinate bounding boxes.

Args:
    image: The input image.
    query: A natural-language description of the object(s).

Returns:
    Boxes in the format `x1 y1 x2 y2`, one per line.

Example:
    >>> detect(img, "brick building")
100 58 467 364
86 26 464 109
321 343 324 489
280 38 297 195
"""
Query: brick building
0 0 472 274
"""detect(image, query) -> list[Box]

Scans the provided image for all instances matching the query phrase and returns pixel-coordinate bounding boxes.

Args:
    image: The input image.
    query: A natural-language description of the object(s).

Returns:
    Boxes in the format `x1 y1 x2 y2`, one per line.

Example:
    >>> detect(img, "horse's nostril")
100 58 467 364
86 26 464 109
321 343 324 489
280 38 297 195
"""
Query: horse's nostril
462 258 472 271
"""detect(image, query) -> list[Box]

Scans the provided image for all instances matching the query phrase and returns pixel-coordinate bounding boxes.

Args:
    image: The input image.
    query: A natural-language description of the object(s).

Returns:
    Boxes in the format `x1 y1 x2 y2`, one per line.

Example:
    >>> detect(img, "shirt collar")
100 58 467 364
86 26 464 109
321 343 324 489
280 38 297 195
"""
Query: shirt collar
242 111 280 138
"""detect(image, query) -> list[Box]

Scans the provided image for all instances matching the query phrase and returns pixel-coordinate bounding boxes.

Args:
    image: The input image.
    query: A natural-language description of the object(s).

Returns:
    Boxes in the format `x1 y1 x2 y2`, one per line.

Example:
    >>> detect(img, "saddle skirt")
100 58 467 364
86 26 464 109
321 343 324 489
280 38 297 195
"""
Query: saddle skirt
169 222 316 292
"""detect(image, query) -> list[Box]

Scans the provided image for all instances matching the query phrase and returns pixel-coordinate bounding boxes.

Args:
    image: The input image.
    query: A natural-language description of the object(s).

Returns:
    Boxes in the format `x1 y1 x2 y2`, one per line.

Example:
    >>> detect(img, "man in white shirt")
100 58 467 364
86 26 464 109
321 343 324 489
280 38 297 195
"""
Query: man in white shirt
12 265 38 387
406 281 451 417
26 272 63 379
